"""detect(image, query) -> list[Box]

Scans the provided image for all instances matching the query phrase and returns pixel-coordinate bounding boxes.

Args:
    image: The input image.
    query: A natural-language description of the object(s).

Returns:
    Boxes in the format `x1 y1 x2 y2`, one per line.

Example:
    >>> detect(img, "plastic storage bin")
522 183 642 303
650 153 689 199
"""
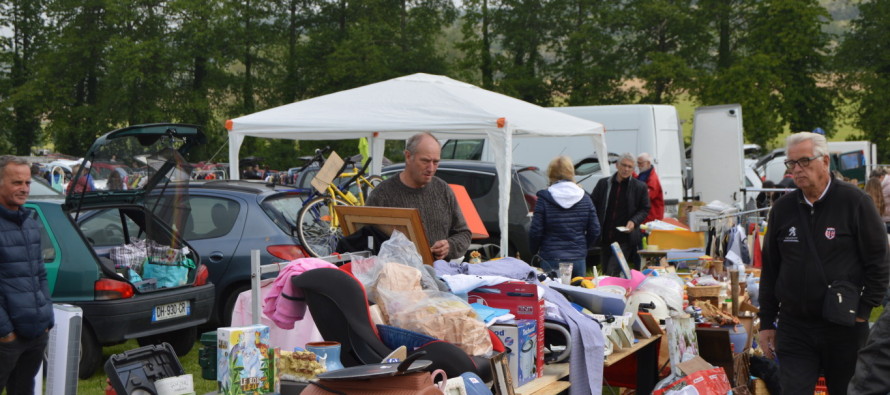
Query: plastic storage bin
198 331 218 381
104 342 185 395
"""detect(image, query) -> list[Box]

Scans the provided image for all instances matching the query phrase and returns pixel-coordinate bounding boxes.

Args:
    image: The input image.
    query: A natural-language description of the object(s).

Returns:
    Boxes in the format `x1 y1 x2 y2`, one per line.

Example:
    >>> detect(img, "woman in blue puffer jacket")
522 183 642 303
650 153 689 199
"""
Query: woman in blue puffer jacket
529 156 601 278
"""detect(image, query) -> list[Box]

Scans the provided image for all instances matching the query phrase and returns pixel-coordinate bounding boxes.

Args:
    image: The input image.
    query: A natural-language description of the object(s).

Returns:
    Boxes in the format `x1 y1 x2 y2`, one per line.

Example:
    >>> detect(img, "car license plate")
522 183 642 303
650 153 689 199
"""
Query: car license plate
152 301 190 322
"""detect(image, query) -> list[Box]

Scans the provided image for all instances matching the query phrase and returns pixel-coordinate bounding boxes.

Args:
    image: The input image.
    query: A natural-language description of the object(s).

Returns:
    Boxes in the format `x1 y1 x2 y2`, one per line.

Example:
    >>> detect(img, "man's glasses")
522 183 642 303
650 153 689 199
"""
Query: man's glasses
784 154 823 170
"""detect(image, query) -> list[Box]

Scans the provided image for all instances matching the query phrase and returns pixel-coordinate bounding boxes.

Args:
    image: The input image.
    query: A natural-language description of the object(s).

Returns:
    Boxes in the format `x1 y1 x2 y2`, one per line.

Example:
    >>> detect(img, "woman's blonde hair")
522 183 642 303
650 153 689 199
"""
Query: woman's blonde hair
547 156 575 184
865 177 885 216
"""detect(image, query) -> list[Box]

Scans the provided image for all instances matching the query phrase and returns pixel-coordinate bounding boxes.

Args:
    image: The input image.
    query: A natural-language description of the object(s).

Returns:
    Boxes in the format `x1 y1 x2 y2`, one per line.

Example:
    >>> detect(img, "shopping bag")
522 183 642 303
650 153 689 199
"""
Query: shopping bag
142 258 195 288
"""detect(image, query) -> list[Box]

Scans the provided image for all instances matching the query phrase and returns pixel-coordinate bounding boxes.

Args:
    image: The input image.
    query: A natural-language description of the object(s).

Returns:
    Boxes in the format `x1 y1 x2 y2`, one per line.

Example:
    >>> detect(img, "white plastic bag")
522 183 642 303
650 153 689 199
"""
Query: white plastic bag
377 230 439 291
380 288 493 356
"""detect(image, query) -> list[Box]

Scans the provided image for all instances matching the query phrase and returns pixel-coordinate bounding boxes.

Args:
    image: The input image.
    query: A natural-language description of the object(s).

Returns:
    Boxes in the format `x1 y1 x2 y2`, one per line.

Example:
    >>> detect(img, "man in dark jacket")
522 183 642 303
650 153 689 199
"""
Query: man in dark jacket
758 132 889 395
591 153 650 276
0 156 54 395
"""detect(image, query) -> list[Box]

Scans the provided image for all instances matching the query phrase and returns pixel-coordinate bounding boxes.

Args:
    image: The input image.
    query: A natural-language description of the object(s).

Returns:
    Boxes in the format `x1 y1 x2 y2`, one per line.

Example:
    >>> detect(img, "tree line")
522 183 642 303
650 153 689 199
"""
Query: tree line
1 0 888 169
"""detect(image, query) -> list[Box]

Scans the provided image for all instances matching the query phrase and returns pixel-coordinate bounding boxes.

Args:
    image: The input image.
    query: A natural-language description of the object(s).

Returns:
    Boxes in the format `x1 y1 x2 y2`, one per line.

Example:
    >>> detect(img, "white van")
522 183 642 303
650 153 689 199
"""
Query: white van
440 105 687 212
551 105 686 209
691 104 754 207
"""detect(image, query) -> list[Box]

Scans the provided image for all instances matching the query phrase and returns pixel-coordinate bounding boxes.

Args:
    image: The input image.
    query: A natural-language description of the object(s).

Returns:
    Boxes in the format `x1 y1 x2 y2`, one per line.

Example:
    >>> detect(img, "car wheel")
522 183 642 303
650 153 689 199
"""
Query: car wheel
222 284 251 326
137 326 197 357
78 324 102 379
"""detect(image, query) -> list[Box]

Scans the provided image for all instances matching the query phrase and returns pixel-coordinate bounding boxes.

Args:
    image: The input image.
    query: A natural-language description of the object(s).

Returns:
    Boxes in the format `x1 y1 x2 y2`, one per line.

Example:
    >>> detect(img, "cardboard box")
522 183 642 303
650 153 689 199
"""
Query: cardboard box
217 325 275 394
468 281 544 378
490 320 537 388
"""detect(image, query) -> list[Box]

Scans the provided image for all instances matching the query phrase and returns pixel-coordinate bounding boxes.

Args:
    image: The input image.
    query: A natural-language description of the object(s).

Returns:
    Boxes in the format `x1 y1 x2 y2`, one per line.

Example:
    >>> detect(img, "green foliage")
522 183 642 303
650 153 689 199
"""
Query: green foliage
0 0 877 164
746 0 837 135
836 0 890 163
550 0 633 105
621 0 710 104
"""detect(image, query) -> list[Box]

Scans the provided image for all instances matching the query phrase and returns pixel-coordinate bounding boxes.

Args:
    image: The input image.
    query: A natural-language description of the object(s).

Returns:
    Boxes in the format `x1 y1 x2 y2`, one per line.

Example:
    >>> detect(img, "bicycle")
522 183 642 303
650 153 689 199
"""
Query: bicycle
296 151 384 257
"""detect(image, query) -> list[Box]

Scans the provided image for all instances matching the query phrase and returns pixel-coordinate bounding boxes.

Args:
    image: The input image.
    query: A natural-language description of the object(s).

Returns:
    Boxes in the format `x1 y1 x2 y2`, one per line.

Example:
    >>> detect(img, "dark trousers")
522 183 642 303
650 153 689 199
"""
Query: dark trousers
0 332 48 395
776 315 869 395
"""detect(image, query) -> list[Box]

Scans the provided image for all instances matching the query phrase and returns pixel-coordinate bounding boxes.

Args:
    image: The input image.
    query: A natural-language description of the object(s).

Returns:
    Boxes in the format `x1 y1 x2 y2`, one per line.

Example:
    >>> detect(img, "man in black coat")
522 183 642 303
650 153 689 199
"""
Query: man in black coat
591 153 650 276
758 132 888 395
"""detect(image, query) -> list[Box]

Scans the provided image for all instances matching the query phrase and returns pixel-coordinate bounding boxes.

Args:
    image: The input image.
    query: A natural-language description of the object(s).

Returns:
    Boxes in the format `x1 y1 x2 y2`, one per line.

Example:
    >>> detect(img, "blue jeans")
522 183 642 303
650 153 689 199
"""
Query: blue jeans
539 258 586 279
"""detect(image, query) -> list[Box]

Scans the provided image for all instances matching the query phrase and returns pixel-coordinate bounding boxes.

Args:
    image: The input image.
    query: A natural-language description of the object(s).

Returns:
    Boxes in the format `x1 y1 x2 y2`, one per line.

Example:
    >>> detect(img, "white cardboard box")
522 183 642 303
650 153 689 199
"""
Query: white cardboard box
491 320 537 387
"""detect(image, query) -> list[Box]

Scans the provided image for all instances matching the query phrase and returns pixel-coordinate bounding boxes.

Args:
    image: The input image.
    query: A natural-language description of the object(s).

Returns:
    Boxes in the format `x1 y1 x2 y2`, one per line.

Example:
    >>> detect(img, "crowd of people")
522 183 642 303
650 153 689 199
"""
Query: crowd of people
529 151 665 278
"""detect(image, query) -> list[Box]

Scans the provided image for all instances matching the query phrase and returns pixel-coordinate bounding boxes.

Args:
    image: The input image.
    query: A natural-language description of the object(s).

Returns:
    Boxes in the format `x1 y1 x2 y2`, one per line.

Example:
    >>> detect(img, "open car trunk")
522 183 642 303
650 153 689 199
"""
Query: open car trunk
67 123 206 291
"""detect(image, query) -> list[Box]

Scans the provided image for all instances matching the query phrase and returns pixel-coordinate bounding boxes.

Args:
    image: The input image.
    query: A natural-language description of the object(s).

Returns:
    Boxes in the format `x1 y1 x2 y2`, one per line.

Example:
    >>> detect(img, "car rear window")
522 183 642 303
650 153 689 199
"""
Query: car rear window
517 168 548 195
435 169 495 199
262 193 306 235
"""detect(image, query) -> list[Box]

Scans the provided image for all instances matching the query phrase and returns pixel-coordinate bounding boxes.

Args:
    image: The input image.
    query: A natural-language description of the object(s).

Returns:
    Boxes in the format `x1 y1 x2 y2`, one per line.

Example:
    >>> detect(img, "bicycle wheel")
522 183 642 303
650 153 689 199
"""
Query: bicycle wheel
362 175 385 202
297 196 351 257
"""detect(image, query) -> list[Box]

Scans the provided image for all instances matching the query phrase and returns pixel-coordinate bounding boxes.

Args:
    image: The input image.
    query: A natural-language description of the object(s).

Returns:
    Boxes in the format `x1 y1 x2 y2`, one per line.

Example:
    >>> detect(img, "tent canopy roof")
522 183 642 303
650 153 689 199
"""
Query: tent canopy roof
226 73 604 139
226 73 608 258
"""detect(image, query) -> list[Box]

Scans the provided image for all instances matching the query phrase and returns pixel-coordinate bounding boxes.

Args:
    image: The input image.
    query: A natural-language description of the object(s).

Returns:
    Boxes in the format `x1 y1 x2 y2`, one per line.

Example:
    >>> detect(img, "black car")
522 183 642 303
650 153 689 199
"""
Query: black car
381 160 548 261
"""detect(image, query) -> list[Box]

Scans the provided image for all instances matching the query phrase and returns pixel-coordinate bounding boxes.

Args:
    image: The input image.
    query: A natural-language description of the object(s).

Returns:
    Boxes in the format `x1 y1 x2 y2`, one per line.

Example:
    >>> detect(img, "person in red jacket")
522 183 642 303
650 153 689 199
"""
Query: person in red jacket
635 153 664 223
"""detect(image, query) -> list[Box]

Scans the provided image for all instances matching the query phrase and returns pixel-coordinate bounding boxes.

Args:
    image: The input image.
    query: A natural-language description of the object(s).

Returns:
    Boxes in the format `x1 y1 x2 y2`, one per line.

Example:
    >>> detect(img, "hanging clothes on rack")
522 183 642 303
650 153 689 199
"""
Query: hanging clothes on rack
725 224 750 270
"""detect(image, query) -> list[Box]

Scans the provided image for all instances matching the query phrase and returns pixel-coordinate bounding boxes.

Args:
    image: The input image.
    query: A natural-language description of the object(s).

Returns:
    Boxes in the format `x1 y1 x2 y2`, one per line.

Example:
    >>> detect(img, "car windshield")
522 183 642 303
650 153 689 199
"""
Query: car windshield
262 193 306 235
575 160 603 176
30 176 63 197
517 168 548 194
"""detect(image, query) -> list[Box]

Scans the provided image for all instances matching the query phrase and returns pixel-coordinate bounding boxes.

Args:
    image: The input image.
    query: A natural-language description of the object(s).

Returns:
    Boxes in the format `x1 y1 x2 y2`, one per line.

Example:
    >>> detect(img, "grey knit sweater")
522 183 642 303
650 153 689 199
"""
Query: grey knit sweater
366 174 471 260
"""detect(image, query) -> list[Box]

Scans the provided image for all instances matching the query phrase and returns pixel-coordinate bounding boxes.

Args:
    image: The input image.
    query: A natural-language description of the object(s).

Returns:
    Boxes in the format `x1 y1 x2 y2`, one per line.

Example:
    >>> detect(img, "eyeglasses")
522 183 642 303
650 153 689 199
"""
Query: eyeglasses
784 154 823 170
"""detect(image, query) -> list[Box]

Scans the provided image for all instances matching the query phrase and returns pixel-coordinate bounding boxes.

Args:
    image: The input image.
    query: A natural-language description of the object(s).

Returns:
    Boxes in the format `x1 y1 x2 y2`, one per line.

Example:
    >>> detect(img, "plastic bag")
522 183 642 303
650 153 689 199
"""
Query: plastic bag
351 254 383 303
380 287 493 356
376 231 439 292
109 238 148 273
637 275 685 315
142 258 195 288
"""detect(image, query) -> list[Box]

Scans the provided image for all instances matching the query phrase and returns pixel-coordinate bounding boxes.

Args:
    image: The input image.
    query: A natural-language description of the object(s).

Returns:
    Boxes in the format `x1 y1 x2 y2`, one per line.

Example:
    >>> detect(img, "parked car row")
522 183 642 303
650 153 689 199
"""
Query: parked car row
26 124 554 380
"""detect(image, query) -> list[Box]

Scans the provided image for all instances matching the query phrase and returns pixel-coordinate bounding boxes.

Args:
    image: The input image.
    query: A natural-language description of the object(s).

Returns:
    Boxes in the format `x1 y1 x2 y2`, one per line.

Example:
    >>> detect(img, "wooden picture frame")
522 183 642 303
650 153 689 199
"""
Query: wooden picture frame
489 351 515 395
333 205 434 265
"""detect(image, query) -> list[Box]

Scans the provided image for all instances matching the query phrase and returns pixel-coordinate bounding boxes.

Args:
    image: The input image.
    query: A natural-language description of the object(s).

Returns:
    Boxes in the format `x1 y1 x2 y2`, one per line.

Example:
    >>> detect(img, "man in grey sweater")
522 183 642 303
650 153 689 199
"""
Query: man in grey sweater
366 132 471 261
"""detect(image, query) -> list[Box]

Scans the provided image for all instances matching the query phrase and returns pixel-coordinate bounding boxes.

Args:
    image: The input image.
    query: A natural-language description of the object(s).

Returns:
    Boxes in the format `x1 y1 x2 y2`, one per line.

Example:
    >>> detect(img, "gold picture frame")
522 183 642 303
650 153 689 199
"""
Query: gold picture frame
333 205 434 265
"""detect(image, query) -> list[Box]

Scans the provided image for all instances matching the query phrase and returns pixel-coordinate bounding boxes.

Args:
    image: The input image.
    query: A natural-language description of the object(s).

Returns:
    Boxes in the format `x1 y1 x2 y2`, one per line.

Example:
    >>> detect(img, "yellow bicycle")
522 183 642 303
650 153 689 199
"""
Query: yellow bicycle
296 154 383 257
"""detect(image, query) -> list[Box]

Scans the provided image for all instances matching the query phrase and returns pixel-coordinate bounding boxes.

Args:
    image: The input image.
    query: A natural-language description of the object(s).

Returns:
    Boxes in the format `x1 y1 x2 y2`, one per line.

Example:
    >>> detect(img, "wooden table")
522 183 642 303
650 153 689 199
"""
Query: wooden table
603 334 663 394
514 364 571 395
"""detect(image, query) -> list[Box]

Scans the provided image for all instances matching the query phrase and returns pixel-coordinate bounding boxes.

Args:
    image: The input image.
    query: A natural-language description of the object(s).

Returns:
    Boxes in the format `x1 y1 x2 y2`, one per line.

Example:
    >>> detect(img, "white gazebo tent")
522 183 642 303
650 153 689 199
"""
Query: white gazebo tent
226 73 608 256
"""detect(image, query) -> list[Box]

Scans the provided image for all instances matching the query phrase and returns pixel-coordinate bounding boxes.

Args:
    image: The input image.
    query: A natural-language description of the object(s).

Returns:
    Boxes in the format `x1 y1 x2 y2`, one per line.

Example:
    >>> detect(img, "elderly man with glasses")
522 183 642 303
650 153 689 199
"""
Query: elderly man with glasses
758 132 889 395
591 153 650 276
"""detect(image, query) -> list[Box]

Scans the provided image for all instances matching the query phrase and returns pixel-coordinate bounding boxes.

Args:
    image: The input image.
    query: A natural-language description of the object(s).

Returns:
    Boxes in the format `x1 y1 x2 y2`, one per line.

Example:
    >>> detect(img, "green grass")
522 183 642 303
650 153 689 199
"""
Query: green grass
75 340 217 395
